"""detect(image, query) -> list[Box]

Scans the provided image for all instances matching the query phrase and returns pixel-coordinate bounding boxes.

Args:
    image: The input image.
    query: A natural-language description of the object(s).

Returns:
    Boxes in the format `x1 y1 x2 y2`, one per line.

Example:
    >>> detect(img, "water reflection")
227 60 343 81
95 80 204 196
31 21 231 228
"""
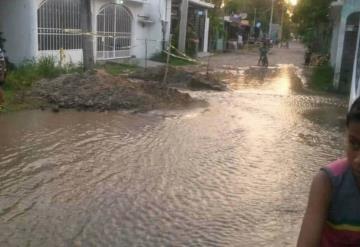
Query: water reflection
0 65 347 246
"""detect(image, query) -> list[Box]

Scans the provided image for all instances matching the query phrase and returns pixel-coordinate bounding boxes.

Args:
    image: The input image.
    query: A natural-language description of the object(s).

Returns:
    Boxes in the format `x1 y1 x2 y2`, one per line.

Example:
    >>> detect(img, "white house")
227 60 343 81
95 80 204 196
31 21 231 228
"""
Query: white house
329 0 360 91
0 0 172 65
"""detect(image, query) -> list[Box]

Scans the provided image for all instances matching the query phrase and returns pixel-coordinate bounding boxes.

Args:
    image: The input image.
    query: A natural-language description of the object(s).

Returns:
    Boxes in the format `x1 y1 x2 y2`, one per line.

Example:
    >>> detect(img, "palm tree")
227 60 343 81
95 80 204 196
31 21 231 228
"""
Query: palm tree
80 0 95 70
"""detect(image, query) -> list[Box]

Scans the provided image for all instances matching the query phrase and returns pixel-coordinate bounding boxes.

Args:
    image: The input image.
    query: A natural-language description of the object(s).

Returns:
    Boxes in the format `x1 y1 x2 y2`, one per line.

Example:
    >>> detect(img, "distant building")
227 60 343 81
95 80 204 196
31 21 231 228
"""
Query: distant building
171 0 213 56
0 0 171 65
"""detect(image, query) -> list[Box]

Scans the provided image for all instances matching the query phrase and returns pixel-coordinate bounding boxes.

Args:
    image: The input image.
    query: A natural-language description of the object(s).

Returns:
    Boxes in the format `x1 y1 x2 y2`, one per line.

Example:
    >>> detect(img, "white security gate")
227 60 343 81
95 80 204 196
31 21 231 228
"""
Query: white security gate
96 4 133 60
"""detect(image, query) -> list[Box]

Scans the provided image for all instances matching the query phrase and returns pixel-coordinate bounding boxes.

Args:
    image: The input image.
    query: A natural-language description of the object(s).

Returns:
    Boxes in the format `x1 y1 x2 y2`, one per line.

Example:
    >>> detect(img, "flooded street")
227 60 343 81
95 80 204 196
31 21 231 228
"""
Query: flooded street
0 64 348 246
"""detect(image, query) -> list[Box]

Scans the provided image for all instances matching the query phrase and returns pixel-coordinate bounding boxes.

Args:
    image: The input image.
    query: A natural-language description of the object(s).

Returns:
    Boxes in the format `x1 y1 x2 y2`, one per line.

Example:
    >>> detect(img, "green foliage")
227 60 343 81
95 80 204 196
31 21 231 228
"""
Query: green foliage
6 56 80 90
292 0 333 52
0 57 82 112
224 0 242 13
210 0 223 9
209 10 225 38
208 9 225 51
309 63 334 91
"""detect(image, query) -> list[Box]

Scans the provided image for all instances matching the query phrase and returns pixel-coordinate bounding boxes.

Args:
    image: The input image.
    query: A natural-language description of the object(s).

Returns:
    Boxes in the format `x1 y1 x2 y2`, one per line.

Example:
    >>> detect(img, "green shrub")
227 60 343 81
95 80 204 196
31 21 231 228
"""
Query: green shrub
309 63 334 91
37 56 61 78
5 56 81 90
0 56 84 112
6 59 41 89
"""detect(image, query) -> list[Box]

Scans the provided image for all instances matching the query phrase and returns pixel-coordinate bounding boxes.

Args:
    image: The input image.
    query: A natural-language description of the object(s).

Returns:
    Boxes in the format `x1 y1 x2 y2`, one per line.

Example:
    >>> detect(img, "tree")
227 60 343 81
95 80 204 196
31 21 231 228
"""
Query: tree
80 0 95 70
292 0 333 53
210 0 223 10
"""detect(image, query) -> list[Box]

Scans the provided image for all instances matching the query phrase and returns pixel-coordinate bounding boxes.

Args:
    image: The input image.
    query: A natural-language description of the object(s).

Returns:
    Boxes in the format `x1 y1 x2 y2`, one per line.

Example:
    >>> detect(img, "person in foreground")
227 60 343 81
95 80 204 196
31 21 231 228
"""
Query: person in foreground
297 97 360 246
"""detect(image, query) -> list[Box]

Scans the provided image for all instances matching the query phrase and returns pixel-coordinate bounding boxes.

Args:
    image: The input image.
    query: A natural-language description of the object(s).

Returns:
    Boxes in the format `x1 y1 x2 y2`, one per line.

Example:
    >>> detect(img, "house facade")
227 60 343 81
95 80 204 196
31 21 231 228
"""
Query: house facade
330 0 360 91
171 0 213 55
0 0 171 65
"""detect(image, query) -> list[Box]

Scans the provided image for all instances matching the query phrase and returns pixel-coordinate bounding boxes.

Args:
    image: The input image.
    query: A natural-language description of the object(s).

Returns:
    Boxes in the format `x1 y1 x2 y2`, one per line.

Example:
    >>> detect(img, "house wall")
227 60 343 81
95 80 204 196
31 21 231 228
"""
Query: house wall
0 0 38 65
339 13 360 92
333 0 360 88
330 19 340 67
0 0 171 65
92 0 171 61
141 0 172 58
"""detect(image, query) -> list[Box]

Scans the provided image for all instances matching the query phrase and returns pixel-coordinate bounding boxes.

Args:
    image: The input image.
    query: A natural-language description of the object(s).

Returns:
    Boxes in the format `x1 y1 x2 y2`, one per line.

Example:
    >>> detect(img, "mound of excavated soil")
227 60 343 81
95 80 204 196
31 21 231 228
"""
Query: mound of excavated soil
32 70 201 111
131 66 227 91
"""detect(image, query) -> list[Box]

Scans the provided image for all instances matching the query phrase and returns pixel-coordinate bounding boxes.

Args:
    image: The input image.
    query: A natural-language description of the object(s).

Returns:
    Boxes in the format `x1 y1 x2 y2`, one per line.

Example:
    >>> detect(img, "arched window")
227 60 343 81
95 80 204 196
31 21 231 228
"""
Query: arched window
96 4 133 60
38 0 82 51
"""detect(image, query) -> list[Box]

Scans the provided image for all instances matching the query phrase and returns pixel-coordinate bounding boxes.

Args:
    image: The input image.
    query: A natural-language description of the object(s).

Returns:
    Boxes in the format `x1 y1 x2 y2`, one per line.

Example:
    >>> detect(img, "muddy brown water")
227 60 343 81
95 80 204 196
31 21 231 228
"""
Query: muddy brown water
0 65 348 246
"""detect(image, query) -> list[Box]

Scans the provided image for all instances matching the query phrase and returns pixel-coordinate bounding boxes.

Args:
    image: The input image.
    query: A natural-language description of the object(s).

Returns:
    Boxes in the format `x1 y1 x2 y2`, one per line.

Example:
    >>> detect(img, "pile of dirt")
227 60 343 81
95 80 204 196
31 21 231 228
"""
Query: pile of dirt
32 70 201 112
131 66 227 91
188 73 227 91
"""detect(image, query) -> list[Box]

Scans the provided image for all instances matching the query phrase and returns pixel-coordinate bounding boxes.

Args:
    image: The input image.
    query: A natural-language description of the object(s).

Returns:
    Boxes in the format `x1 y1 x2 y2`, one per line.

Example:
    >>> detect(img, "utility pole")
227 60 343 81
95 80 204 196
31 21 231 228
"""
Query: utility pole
279 3 284 46
254 8 257 27
268 0 275 39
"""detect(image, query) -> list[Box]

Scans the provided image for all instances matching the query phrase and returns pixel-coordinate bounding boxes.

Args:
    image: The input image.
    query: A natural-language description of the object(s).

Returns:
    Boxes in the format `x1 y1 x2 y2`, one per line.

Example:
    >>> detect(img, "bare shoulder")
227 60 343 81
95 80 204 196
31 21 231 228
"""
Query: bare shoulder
306 170 332 213
311 170 332 194
296 171 332 247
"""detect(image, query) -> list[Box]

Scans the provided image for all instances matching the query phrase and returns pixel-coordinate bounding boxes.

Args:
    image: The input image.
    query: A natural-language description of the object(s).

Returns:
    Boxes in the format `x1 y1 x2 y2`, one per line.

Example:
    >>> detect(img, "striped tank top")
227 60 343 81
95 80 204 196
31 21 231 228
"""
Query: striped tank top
320 159 360 246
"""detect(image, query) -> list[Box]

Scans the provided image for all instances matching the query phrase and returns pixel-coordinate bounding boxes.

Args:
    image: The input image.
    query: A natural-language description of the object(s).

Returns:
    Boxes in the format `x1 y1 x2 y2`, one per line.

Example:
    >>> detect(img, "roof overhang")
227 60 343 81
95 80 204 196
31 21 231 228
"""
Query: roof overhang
189 0 214 9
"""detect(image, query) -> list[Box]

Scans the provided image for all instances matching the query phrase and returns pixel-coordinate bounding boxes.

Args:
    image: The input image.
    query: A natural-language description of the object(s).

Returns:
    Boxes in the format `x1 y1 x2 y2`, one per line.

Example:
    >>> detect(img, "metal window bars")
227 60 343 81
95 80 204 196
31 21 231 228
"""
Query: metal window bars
37 0 82 51
96 4 133 60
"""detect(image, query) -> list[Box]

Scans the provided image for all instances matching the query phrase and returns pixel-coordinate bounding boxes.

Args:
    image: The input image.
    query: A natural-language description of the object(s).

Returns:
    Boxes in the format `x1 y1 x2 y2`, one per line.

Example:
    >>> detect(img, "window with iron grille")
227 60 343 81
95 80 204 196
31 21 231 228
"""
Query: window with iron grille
38 0 82 51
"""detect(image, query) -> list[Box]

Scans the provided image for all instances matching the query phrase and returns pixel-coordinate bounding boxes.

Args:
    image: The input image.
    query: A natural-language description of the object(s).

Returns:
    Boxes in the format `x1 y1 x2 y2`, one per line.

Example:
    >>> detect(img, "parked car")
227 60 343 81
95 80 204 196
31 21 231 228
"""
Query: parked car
0 48 6 84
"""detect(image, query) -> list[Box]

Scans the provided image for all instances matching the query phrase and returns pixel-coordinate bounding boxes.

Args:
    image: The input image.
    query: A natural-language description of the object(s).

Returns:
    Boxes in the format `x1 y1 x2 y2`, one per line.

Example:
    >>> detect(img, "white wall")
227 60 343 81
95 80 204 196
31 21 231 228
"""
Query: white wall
92 0 171 60
38 50 83 66
0 0 38 65
0 0 171 65
140 0 172 58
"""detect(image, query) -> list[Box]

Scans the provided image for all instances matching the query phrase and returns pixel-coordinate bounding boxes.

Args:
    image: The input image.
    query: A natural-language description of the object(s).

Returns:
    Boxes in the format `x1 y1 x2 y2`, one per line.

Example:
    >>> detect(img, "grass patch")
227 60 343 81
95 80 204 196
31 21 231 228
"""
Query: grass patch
151 52 197 66
6 57 81 90
100 62 139 76
1 89 44 112
308 63 334 91
1 56 81 112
